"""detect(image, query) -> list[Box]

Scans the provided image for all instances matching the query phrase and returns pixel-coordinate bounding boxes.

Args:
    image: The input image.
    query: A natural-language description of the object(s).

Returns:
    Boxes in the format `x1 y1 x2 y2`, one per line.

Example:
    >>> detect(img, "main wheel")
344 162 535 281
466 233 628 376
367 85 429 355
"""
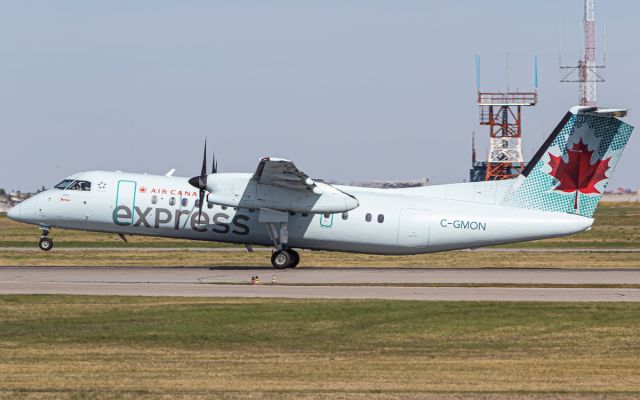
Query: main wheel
38 237 53 251
271 250 294 269
289 249 300 268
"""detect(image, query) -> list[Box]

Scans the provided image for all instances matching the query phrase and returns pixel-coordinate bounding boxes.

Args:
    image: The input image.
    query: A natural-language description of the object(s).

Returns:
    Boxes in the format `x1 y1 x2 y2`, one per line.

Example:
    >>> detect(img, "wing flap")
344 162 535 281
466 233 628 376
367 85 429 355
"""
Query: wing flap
254 157 316 190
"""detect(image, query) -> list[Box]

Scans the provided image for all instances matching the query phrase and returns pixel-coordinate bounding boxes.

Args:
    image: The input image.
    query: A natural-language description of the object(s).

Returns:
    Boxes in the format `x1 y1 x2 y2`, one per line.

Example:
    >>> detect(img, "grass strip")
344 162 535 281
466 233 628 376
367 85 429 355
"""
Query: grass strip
0 295 640 399
2 249 639 267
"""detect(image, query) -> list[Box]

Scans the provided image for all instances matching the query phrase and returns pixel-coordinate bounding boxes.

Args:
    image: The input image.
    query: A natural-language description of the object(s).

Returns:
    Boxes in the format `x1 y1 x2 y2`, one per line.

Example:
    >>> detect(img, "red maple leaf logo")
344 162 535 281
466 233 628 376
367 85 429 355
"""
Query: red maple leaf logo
547 138 610 210
139 186 147 194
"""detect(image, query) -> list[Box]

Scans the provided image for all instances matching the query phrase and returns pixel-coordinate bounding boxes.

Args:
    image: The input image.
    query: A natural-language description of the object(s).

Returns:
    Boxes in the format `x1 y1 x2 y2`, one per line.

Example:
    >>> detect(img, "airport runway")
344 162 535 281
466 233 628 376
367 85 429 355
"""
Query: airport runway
1 266 640 301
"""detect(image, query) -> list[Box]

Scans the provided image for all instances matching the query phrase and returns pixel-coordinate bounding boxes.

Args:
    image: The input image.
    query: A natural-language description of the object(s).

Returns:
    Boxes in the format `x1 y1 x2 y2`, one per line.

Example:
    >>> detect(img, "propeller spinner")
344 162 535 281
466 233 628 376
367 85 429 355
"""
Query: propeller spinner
188 141 217 215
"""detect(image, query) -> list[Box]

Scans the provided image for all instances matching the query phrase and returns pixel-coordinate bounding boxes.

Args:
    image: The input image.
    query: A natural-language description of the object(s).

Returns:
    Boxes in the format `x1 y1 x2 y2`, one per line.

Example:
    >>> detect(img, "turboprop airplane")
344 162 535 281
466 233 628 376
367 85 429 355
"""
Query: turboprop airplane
7 106 634 268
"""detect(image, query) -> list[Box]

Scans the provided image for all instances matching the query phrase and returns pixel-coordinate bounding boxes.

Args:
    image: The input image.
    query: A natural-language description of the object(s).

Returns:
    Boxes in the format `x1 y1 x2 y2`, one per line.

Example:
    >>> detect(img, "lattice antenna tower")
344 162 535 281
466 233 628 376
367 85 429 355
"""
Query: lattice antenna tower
560 0 605 107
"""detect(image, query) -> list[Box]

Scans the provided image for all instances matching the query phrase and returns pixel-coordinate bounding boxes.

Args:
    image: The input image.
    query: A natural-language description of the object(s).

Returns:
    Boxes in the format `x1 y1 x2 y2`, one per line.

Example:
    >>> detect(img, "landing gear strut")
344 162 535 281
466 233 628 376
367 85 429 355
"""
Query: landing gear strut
265 220 300 268
271 248 300 269
38 226 53 251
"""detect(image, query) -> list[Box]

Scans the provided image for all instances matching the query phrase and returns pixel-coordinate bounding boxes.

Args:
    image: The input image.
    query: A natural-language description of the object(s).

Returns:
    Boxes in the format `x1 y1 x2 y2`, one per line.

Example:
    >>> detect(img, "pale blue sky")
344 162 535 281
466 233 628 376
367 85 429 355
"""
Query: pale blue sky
2 1 638 191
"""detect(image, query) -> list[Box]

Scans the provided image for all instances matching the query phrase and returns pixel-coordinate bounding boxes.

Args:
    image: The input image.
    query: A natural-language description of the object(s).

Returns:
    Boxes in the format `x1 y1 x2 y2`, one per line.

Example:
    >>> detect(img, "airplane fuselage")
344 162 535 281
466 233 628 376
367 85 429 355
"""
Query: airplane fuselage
10 170 593 255
8 106 633 268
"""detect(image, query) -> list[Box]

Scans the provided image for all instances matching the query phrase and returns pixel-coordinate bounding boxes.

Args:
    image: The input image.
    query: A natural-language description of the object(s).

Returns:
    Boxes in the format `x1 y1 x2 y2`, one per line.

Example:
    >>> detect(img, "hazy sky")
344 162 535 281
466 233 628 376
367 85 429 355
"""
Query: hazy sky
2 0 639 191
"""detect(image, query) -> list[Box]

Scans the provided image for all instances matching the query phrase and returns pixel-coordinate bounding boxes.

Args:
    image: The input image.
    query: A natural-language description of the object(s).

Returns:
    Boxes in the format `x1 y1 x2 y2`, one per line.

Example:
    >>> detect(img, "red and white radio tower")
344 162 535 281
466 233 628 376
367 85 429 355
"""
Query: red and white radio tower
560 0 605 106
472 55 538 181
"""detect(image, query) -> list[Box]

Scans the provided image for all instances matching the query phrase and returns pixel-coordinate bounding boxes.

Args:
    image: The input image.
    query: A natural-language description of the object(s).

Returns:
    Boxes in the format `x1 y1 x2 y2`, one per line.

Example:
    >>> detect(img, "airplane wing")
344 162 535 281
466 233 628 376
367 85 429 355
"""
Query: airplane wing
205 156 359 213
253 157 316 190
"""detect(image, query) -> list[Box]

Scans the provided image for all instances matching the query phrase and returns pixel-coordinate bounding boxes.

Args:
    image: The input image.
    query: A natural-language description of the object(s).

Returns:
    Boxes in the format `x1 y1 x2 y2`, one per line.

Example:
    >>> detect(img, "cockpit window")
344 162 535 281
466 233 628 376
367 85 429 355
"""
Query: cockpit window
67 181 92 191
54 179 74 189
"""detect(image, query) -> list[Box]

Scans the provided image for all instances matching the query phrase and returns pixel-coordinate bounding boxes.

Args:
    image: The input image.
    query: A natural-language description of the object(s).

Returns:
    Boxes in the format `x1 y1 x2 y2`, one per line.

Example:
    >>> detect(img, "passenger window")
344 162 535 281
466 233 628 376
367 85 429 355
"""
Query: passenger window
182 198 188 207
289 212 296 216
68 181 92 191
54 179 74 189
169 197 176 206
365 213 372 222
151 195 158 205
342 212 348 220
207 201 214 209
221 206 227 210
323 213 330 218
378 214 384 223
302 213 309 217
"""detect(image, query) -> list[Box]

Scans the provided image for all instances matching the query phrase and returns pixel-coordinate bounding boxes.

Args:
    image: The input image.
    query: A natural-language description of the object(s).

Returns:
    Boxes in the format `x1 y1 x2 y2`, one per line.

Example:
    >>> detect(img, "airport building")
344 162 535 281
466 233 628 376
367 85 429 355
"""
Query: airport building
0 189 35 213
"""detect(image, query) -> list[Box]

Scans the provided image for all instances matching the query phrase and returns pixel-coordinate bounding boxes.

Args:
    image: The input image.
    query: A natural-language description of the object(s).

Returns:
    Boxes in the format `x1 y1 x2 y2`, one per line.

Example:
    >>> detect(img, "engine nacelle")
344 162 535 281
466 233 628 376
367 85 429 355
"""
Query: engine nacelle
205 173 358 213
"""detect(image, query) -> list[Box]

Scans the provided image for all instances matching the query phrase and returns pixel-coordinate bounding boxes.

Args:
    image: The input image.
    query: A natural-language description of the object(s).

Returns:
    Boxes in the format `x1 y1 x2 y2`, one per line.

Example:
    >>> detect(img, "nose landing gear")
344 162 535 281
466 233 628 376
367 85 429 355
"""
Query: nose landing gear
38 227 53 251
271 248 300 269
39 237 53 251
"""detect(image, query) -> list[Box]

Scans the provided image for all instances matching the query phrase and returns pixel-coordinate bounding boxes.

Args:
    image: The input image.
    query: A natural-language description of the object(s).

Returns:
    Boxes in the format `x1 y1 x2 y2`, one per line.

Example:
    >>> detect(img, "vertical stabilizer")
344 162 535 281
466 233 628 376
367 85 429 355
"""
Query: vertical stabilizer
501 107 633 217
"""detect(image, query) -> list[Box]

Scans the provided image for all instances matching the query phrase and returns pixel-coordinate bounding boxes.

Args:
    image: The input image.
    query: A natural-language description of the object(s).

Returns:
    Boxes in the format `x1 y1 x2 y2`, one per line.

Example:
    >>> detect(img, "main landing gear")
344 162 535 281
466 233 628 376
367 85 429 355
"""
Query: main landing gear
265 220 300 269
38 226 53 251
271 248 300 269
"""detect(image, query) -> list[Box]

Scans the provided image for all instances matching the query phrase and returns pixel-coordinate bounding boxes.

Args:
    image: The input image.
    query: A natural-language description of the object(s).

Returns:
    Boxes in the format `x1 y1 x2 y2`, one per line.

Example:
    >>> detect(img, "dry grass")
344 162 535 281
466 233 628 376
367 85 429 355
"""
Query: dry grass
2 347 639 399
1 248 639 268
0 296 639 399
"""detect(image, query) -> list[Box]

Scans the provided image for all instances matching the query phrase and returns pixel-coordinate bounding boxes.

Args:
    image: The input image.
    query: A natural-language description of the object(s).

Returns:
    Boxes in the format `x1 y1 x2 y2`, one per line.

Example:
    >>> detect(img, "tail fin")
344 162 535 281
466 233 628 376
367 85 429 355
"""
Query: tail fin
502 106 634 218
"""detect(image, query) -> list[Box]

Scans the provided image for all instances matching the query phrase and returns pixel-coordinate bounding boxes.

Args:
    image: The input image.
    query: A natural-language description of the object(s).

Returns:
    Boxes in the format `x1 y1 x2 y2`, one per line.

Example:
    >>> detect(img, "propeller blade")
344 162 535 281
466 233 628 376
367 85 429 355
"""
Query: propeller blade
201 140 207 177
188 140 212 216
198 189 205 216
212 151 217 174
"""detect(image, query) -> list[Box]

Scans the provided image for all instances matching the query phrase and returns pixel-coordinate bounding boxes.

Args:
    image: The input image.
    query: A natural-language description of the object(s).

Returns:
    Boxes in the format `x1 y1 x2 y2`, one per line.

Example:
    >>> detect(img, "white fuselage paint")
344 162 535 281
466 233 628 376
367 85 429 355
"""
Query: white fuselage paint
11 171 594 255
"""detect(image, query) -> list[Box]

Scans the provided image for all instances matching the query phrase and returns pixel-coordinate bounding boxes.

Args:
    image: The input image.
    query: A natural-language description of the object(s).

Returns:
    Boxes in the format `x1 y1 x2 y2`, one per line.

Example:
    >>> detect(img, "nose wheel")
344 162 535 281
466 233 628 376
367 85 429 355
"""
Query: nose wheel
38 237 53 251
38 226 53 251
271 249 300 269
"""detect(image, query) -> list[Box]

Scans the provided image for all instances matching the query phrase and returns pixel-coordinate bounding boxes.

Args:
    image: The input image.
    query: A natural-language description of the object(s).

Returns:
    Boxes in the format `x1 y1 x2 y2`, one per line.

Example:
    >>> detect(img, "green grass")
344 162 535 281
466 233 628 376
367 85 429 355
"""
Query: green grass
0 296 640 399
0 296 632 355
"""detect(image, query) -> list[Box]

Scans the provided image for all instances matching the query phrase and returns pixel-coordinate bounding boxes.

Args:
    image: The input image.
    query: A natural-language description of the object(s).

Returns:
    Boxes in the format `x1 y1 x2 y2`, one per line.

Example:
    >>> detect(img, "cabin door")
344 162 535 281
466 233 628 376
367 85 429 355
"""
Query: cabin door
398 209 430 247
114 180 137 225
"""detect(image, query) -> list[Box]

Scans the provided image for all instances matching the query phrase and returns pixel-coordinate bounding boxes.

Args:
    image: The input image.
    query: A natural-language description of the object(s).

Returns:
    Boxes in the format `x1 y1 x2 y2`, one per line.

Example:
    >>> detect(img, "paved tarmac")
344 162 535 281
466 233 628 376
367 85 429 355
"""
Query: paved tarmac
1 266 640 302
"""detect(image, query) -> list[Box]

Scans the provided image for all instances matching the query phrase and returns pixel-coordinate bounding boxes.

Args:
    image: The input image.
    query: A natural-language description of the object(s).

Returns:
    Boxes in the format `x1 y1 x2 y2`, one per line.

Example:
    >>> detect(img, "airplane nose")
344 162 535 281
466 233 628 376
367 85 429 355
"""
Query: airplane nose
7 203 22 221
7 196 42 224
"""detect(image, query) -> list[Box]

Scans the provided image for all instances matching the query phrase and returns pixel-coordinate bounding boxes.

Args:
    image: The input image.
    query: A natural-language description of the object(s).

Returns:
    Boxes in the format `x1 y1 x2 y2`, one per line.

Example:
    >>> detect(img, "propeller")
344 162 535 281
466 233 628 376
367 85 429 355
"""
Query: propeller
188 140 218 215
